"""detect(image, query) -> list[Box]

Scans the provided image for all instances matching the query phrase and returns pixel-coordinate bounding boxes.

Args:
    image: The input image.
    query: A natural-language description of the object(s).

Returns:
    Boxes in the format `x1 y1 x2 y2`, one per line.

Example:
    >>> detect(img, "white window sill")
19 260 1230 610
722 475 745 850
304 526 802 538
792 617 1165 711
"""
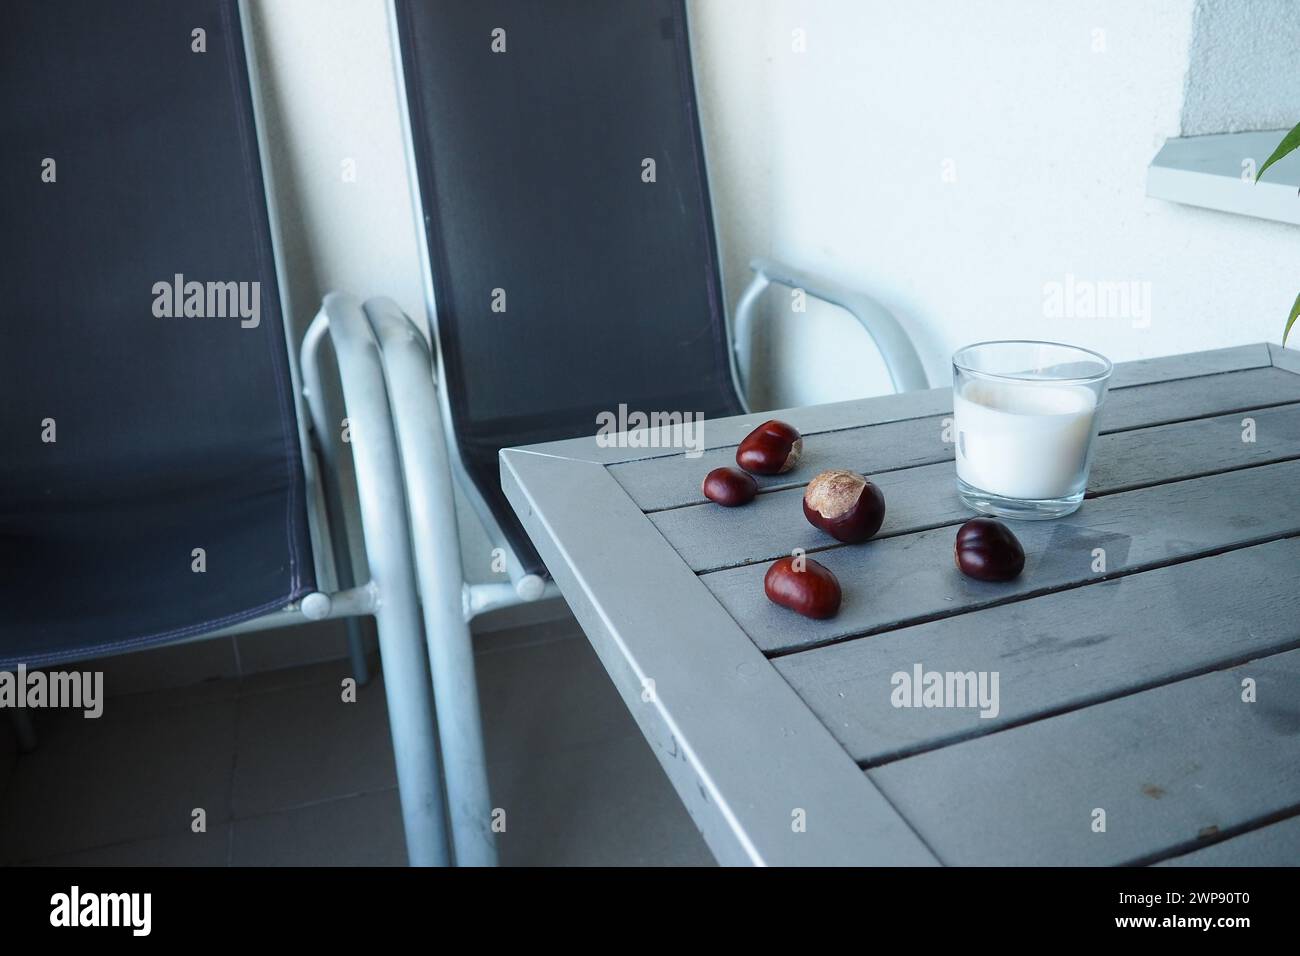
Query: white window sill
1147 130 1300 225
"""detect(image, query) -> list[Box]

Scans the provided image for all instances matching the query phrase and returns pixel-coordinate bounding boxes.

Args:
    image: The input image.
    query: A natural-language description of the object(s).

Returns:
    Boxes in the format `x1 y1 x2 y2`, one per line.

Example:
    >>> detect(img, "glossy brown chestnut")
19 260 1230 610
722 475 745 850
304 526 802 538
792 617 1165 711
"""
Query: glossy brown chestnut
954 518 1025 582
701 466 758 506
736 420 803 475
802 469 886 543
763 555 842 619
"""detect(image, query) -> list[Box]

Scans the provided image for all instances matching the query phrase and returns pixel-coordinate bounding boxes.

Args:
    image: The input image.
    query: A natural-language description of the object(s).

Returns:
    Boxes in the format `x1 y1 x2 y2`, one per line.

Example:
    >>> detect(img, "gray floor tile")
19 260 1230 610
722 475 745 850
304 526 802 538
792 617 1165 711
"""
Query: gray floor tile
231 790 406 866
467 598 569 634
0 697 237 864
35 825 232 867
472 601 579 642
1 614 718 866
66 637 238 698
231 673 396 818
0 714 16 804
235 620 355 676
106 674 240 717
238 654 357 698
0 711 15 755
476 631 640 765
489 733 715 867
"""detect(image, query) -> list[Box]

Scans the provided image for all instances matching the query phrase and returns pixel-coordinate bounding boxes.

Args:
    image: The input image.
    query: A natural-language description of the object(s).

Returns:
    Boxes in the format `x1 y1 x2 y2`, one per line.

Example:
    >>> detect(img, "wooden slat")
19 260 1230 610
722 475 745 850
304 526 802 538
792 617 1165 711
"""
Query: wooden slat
522 345 1269 468
655 403 1300 573
867 650 1300 865
1108 342 1268 388
775 537 1300 765
612 366 1300 512
518 387 954 465
703 459 1300 655
1088 401 1300 490
618 409 948 510
1156 815 1300 866
661 459 963 574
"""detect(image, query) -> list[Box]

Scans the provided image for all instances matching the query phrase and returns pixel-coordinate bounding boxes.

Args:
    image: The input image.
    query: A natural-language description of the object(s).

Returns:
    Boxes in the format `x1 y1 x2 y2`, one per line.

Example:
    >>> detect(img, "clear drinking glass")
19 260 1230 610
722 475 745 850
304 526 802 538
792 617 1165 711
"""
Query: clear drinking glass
952 341 1113 520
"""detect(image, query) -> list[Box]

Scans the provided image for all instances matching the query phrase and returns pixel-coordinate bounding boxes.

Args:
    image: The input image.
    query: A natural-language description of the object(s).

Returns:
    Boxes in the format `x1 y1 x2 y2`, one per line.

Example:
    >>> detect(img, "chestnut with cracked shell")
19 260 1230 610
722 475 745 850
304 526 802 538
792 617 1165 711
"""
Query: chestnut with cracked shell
802 469 886 543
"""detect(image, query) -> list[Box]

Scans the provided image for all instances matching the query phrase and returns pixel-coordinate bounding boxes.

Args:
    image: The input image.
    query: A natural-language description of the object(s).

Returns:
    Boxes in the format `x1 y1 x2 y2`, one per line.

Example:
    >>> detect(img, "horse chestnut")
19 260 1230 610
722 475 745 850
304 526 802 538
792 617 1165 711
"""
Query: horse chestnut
802 470 886 543
736 420 802 475
954 518 1025 582
763 555 842 619
702 466 757 506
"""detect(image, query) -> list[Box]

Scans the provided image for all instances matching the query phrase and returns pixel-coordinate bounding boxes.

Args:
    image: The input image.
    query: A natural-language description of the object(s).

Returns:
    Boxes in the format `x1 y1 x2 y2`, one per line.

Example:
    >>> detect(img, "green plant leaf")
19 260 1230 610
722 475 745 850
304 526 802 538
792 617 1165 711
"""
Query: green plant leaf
1285 291 1300 346
1255 121 1300 183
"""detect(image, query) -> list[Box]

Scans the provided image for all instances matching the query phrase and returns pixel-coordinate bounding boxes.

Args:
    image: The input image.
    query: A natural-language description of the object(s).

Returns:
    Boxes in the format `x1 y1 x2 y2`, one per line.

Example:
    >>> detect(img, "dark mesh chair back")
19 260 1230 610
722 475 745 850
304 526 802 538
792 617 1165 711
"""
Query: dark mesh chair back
0 0 313 666
394 0 744 575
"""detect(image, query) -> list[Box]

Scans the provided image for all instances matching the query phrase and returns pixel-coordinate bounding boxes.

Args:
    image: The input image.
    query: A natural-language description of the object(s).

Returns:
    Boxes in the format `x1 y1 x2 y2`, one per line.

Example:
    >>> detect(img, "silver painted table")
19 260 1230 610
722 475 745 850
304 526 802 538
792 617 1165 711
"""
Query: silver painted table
501 343 1300 866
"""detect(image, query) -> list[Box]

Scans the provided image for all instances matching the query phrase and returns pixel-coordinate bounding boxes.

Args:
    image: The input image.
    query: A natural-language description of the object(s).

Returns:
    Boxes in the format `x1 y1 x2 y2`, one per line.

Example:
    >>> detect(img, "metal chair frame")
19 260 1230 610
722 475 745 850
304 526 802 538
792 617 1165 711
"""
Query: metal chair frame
10 0 929 870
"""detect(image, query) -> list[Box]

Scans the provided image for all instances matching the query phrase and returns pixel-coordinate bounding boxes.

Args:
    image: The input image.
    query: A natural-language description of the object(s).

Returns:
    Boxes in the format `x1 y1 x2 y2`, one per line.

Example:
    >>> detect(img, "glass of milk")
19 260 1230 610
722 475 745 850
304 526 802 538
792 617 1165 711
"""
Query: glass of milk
952 341 1112 519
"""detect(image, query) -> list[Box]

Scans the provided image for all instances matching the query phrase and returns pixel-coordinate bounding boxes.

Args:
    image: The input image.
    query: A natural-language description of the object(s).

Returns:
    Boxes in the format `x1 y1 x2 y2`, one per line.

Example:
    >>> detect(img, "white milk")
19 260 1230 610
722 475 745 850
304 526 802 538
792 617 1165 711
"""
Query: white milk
953 378 1098 500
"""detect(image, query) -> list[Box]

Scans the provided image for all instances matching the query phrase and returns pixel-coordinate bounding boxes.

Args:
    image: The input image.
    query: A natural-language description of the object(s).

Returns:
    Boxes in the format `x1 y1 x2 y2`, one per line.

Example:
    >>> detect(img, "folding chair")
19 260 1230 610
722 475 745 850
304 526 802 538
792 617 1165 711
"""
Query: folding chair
1 0 462 866
383 0 926 577
363 0 929 860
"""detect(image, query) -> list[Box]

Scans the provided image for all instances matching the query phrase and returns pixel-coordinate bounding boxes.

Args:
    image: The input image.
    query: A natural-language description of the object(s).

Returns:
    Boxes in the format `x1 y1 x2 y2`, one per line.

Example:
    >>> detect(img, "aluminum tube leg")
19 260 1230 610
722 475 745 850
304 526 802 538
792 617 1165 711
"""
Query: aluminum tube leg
302 317 374 688
310 293 450 866
345 620 371 686
371 602 446 866
365 296 497 866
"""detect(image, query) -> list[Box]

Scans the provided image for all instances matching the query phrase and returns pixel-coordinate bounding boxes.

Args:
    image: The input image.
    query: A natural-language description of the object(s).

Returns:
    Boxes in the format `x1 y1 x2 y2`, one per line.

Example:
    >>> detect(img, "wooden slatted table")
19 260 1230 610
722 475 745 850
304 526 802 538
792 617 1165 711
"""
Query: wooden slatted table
500 343 1300 866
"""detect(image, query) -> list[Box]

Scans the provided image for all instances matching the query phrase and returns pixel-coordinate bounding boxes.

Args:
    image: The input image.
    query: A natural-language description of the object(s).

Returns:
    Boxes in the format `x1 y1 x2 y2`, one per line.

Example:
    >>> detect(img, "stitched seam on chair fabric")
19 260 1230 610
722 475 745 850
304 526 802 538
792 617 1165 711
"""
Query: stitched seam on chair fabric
0 583 313 672
223 0 304 593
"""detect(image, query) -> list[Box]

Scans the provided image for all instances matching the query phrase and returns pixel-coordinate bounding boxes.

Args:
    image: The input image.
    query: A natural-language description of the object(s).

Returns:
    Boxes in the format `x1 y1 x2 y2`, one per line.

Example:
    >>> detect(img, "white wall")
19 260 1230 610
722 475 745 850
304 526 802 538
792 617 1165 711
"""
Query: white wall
246 0 426 333
246 0 1300 574
692 0 1300 409
246 0 501 585
1182 0 1300 136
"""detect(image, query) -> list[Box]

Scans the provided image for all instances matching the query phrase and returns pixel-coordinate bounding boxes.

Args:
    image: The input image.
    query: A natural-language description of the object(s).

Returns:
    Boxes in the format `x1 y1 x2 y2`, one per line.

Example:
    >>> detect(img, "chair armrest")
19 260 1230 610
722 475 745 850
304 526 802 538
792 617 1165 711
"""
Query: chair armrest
300 292 453 866
732 257 928 397
300 293 414 603
363 295 501 867
361 298 548 605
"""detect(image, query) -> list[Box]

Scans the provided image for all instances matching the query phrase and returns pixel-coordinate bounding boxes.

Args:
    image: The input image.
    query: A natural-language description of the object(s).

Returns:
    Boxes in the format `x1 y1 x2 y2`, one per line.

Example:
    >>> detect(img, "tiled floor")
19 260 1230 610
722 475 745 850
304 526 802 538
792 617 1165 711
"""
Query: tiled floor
0 616 714 867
